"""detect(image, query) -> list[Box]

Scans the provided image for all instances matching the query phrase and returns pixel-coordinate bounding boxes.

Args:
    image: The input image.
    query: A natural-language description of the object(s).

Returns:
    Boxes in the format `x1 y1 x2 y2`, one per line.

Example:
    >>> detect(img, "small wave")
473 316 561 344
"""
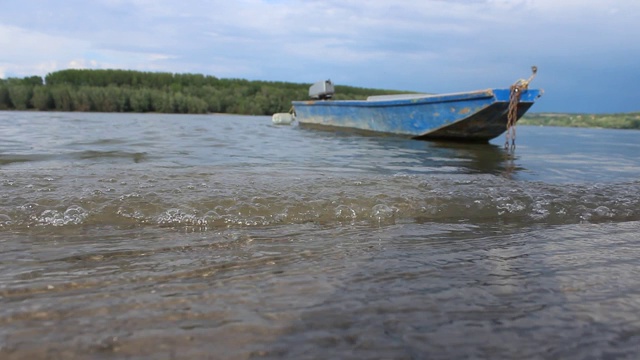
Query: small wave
1 151 148 166
71 150 148 163
2 175 639 232
0 153 57 165
30 205 89 227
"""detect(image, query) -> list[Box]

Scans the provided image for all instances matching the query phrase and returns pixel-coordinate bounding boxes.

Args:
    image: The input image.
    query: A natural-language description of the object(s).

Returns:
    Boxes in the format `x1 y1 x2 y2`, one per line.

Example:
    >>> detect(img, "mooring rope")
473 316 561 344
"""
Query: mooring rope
505 66 537 150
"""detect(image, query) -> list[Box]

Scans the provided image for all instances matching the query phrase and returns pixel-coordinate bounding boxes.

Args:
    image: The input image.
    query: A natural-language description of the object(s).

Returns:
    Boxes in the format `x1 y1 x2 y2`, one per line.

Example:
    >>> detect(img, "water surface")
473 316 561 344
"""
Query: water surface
1 111 639 359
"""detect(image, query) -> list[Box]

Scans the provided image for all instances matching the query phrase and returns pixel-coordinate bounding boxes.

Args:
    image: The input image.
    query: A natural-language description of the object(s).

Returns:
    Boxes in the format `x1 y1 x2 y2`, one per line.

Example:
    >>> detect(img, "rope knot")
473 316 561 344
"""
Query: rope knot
505 66 538 151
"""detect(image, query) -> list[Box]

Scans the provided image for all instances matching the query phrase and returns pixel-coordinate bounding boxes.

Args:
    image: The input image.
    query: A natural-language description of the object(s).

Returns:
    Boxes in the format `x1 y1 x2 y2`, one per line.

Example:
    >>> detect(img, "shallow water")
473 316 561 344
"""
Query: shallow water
1 111 639 359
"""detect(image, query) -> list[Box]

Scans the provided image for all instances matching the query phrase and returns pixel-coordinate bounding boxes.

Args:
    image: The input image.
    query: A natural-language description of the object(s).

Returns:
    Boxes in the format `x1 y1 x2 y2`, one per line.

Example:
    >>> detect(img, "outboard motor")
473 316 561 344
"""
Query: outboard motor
309 80 335 100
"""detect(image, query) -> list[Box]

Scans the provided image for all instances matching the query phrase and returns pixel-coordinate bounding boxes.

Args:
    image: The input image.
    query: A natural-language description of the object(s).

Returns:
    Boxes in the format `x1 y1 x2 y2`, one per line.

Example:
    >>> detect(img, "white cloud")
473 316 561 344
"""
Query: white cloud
1 0 639 111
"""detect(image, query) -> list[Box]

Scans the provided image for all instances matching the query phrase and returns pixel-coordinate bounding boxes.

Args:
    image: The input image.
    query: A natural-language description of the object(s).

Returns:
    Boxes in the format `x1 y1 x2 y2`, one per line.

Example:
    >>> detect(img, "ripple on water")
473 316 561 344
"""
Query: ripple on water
2 114 640 359
0 173 638 231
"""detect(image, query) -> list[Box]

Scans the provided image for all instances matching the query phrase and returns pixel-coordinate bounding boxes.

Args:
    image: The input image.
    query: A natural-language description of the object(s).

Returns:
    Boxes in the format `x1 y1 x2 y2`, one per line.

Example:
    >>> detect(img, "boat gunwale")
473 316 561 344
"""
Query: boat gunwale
292 88 541 108
292 89 495 107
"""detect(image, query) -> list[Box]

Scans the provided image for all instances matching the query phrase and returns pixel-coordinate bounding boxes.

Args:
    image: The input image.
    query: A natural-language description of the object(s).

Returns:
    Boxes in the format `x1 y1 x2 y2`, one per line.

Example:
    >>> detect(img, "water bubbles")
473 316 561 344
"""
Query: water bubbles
334 205 357 220
20 203 40 212
419 205 439 216
581 206 615 222
580 211 592 222
64 205 89 224
33 205 89 226
530 201 550 220
157 208 196 226
371 204 397 224
496 197 526 215
117 206 145 220
242 216 268 226
203 210 221 221
593 206 614 218
36 210 64 226
119 192 142 201
0 214 12 227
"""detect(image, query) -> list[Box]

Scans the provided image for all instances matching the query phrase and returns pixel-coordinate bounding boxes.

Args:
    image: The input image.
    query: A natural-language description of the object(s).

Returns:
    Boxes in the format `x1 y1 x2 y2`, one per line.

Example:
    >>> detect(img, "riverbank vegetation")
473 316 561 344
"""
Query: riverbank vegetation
0 69 400 115
520 112 640 130
1 69 638 129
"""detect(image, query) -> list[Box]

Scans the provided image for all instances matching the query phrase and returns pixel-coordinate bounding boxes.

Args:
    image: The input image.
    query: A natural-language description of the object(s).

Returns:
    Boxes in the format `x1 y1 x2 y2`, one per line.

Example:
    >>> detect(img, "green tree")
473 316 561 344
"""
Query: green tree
23 76 44 86
130 88 153 112
50 85 74 111
71 89 92 111
31 86 54 110
8 85 33 110
0 85 11 110
8 69 414 115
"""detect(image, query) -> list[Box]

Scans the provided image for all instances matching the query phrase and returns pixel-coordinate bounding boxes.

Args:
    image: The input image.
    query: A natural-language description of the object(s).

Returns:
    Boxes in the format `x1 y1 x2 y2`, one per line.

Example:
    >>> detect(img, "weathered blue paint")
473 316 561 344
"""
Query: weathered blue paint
292 88 542 142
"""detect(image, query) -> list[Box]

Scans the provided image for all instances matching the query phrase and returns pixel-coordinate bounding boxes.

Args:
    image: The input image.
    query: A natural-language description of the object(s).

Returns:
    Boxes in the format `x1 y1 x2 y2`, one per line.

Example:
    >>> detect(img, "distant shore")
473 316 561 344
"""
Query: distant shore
520 112 640 130
2 69 638 130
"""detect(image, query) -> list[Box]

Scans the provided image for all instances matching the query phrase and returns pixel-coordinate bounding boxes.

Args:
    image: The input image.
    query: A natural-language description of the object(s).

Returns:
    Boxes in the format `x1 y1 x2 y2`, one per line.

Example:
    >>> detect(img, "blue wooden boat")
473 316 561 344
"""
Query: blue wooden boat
291 69 542 142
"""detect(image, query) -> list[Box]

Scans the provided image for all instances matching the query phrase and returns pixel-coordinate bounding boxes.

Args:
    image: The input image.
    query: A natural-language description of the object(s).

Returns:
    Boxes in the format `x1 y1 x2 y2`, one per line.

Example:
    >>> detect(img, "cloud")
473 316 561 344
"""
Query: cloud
1 0 639 112
0 24 82 77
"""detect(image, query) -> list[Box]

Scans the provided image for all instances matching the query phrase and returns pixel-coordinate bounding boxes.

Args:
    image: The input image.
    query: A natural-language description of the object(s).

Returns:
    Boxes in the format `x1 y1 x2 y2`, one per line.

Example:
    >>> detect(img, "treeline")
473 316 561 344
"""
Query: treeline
520 112 640 130
0 69 401 115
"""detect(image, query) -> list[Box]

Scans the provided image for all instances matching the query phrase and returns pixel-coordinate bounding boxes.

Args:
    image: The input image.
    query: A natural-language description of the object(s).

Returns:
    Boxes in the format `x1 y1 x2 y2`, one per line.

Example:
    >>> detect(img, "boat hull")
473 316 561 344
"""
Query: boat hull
292 88 541 142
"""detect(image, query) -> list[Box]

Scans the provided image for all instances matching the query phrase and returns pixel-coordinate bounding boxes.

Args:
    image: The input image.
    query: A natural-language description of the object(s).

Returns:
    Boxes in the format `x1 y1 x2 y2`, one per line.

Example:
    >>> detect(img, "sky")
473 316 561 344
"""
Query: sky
1 0 639 113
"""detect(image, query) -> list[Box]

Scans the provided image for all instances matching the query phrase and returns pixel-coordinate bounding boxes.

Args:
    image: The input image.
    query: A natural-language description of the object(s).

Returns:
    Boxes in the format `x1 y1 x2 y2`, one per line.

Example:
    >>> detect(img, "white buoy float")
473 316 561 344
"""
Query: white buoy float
271 112 295 125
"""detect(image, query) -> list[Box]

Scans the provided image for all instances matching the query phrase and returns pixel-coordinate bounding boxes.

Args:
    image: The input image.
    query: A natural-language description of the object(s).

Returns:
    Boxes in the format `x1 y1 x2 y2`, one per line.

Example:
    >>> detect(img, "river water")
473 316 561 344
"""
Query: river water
1 111 639 359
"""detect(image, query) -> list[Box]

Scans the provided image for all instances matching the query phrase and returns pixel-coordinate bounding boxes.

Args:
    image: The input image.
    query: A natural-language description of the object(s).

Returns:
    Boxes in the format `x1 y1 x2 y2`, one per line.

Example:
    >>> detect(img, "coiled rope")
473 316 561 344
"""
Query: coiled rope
505 66 537 150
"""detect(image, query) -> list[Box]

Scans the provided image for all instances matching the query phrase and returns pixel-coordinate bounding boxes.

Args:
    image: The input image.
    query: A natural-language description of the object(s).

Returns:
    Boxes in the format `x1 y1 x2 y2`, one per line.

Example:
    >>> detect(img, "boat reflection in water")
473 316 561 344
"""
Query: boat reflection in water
296 123 521 178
